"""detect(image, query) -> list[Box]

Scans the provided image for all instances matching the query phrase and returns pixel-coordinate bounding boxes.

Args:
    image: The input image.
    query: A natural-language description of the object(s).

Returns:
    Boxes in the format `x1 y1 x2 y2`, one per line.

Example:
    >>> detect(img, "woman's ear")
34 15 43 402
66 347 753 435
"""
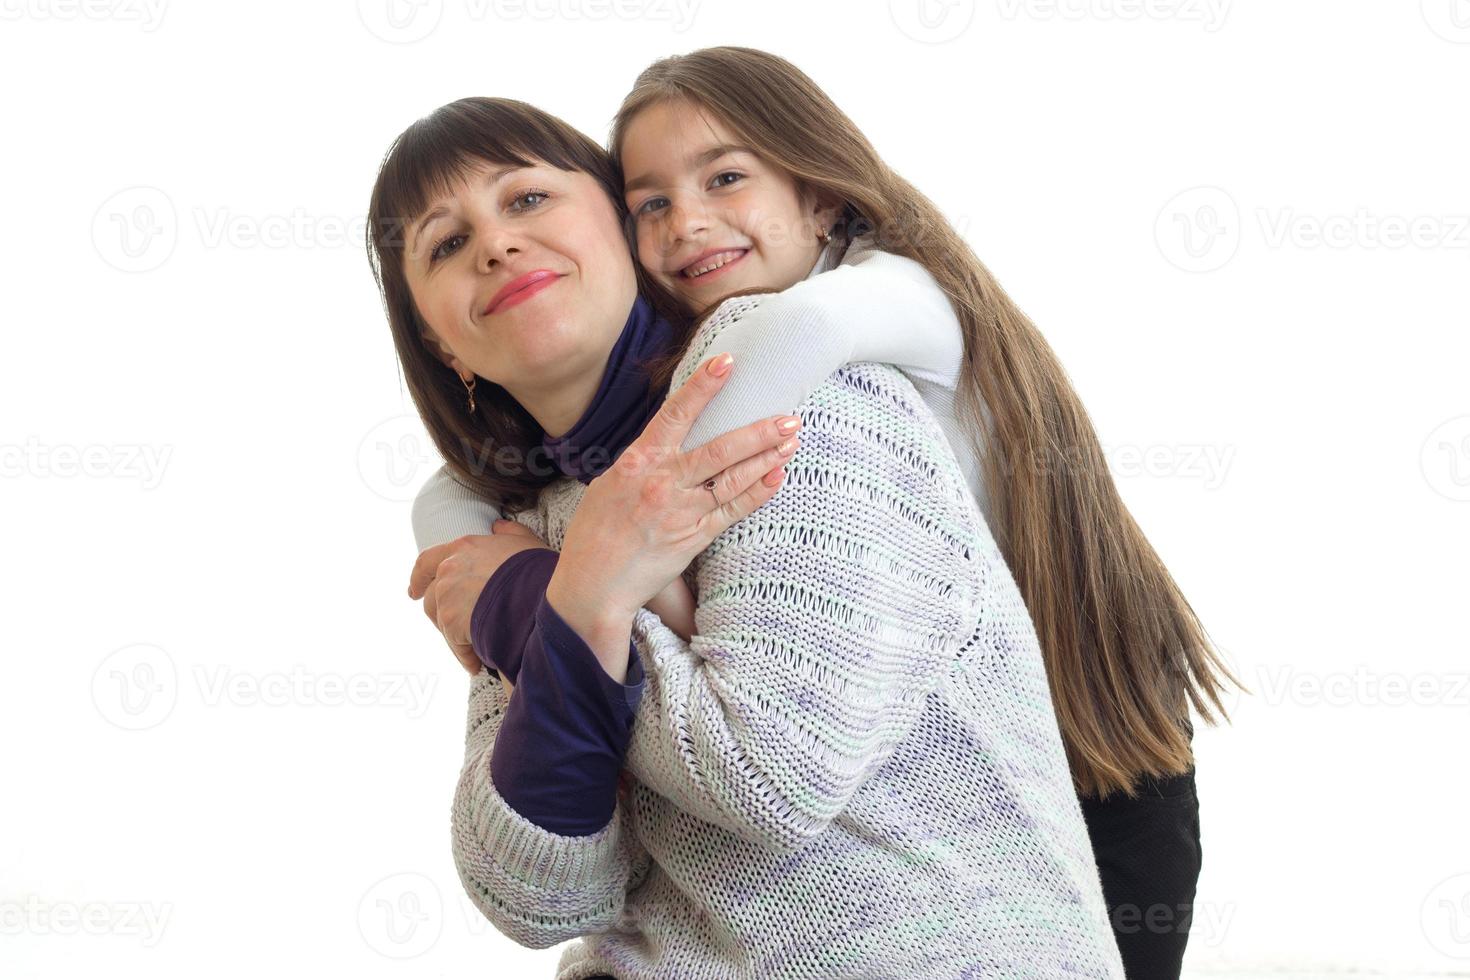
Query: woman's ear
419 327 472 382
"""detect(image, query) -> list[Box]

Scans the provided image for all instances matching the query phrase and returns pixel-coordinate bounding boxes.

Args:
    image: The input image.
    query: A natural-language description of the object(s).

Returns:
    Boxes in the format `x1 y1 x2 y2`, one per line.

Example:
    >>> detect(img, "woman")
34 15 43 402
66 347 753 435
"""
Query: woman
370 97 1125 978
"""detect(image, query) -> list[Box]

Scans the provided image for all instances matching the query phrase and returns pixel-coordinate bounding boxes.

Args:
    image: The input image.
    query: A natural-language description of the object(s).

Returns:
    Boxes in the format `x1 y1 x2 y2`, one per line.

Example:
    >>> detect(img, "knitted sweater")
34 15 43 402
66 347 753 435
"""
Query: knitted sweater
414 237 989 836
449 293 1125 978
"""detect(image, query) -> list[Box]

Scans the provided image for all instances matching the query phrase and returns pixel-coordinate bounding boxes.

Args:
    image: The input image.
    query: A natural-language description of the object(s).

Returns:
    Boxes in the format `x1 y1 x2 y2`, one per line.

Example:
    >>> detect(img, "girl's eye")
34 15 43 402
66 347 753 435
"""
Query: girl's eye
710 171 743 189
429 233 465 264
508 189 550 212
635 196 670 217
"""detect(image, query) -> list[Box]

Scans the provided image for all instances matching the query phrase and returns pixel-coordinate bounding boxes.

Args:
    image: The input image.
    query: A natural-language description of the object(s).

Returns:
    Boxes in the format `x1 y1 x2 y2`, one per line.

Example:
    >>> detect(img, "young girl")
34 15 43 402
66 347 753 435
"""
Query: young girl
414 48 1235 977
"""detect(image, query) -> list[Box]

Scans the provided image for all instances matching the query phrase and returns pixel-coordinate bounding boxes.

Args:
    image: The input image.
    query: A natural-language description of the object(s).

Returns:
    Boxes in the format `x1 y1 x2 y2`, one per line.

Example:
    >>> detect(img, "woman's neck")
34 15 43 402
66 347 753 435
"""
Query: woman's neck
538 295 676 484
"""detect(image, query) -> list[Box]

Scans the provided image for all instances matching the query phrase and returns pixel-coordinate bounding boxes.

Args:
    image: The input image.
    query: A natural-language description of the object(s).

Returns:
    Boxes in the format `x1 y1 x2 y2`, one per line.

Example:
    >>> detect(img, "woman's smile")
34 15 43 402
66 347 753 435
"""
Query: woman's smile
483 269 564 316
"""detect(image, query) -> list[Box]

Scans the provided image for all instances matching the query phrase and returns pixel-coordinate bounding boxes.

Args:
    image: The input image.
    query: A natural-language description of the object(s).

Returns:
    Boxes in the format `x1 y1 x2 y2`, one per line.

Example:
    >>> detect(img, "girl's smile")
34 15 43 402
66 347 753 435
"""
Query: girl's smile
678 247 749 282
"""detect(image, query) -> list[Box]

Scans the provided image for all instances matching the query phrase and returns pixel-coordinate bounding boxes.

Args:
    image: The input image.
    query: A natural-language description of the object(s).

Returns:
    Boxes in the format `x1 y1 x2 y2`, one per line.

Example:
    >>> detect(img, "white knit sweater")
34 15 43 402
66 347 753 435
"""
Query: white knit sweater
449 294 1124 979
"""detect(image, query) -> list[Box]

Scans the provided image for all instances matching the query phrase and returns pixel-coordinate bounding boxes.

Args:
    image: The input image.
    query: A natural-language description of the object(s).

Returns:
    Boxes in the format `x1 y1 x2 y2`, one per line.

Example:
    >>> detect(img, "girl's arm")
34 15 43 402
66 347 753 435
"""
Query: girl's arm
552 294 982 854
410 465 503 554
678 245 963 454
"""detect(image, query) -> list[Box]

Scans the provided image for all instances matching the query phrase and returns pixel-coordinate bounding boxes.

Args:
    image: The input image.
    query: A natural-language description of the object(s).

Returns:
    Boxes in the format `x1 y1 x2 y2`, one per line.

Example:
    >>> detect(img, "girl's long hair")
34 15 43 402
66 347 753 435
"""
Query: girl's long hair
611 47 1239 799
366 97 684 515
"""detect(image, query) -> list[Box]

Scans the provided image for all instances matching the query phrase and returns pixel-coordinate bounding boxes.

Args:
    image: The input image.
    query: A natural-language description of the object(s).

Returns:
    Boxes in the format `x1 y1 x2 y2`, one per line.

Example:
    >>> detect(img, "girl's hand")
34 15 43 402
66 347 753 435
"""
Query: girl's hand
407 520 551 675
549 353 801 624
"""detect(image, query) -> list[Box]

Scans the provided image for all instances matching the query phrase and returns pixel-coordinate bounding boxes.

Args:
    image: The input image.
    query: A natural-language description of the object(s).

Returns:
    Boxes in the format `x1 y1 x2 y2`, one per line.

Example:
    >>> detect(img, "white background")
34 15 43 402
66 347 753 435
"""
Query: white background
2 1 1467 977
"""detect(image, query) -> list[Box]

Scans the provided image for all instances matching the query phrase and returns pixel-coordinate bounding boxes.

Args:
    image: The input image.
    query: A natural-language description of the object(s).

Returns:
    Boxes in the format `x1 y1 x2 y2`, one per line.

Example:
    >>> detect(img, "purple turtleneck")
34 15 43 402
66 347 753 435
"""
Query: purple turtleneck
479 295 676 836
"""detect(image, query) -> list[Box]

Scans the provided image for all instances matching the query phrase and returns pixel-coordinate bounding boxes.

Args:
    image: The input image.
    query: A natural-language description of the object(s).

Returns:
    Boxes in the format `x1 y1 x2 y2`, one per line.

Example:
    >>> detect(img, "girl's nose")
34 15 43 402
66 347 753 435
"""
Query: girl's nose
666 199 710 243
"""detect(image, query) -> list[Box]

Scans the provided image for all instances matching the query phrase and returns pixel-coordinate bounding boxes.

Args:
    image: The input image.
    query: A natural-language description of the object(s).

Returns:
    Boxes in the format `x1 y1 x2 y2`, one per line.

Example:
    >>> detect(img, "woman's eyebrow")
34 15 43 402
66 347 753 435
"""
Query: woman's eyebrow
624 143 751 196
411 165 531 246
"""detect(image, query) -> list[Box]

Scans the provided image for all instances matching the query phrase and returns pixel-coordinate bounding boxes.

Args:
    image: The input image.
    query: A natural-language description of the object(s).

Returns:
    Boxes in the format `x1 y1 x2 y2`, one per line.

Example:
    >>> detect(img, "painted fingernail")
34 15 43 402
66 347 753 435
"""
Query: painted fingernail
778 438 797 454
777 416 801 434
708 353 733 377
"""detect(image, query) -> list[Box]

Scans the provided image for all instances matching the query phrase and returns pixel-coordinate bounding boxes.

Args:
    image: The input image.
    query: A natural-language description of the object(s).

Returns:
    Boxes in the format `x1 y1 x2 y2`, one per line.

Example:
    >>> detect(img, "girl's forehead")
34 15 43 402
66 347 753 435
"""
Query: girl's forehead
622 105 755 191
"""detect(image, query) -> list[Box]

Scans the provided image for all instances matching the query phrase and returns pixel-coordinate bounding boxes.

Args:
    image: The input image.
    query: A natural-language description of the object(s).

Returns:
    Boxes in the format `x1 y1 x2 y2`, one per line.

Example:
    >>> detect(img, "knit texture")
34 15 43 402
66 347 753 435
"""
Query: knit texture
451 294 1124 979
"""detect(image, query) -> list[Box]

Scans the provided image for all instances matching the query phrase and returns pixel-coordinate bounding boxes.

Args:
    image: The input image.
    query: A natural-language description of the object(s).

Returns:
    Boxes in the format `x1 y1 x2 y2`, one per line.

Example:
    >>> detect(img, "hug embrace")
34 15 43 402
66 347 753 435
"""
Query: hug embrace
370 46 1236 980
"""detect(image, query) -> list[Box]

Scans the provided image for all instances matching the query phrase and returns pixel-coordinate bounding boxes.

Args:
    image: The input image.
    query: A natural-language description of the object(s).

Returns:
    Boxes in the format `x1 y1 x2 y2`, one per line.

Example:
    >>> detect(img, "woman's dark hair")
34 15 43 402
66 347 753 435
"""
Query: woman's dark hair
366 96 683 514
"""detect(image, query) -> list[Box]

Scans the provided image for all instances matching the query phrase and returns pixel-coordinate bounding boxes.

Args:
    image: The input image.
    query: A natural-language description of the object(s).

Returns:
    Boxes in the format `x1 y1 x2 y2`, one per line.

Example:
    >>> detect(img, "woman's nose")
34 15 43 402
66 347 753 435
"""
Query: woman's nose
476 235 523 270
475 229 520 273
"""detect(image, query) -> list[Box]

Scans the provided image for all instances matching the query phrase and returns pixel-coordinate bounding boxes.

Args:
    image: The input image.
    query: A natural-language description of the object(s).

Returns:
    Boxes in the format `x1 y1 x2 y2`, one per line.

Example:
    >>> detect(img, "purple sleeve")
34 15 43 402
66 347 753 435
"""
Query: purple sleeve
469 548 560 683
481 579 646 836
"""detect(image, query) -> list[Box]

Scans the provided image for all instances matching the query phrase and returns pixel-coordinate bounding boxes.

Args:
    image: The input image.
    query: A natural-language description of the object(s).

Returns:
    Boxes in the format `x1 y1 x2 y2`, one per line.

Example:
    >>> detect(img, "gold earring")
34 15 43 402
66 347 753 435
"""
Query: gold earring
462 375 477 414
816 227 832 245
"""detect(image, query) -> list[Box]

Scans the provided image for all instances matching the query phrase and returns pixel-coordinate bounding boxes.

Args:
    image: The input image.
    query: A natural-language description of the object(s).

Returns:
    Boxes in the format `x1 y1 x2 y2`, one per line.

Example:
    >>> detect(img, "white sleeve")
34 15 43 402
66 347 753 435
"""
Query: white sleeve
621 295 981 855
410 464 502 553
678 249 963 453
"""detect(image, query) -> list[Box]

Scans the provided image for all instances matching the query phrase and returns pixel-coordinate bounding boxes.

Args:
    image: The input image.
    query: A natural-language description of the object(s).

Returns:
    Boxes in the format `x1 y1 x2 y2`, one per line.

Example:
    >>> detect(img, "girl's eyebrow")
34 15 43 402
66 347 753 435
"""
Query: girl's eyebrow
624 143 751 196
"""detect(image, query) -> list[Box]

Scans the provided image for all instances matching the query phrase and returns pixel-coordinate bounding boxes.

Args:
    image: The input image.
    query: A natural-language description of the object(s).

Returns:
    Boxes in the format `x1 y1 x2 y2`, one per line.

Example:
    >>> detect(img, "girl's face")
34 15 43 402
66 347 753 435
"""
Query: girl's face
403 158 636 405
620 99 838 311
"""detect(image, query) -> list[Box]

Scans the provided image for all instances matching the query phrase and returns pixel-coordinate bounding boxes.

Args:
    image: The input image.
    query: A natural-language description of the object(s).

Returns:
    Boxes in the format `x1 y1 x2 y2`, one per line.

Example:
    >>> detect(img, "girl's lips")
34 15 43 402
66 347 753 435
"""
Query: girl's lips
486 271 561 315
679 248 748 284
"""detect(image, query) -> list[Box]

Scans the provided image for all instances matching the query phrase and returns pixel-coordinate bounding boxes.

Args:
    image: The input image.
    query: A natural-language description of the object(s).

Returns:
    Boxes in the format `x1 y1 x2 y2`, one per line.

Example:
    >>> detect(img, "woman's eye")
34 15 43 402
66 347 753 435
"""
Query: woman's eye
710 171 743 189
508 190 549 212
635 196 669 217
430 234 465 263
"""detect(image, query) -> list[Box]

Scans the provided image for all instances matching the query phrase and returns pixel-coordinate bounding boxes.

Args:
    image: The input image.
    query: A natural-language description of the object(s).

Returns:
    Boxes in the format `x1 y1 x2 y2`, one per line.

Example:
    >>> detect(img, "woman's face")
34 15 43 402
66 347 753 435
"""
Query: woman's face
403 158 637 411
620 99 836 312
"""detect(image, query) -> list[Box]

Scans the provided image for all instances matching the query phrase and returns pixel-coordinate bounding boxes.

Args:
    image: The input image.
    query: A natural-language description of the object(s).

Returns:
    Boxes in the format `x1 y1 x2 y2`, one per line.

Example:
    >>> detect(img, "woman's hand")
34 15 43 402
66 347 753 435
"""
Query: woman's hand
548 352 801 628
407 521 550 676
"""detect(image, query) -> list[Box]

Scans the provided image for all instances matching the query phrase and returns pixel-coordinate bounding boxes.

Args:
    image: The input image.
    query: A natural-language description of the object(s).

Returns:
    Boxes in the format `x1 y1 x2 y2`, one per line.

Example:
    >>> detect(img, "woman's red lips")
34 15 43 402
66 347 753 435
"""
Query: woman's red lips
484 270 561 315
